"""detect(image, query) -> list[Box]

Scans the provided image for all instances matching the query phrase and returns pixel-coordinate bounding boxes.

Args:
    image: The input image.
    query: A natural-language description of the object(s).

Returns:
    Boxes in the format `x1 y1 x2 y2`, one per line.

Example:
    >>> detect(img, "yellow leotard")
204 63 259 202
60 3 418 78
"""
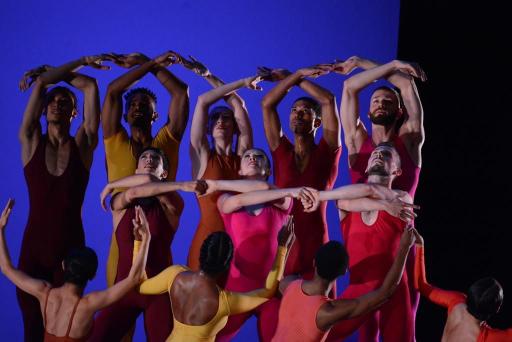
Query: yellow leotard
104 125 180 287
138 246 288 342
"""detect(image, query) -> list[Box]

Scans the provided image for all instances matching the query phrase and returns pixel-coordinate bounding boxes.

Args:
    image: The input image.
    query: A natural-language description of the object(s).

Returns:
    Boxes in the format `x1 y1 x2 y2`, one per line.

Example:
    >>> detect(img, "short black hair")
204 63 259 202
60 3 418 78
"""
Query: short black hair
63 247 98 288
137 147 169 172
315 241 348 281
124 87 157 109
199 232 234 277
293 96 321 117
467 277 503 321
43 86 78 115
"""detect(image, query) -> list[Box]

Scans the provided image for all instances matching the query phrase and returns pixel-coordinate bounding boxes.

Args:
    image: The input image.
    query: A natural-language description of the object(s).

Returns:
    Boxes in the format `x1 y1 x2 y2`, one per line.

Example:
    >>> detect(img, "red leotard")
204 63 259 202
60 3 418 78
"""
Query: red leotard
272 136 341 278
326 211 414 342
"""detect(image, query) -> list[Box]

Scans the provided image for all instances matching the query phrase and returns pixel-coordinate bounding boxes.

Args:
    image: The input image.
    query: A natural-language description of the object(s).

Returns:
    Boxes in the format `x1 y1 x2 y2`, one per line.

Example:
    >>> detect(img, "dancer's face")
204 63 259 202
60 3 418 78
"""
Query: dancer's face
126 93 156 128
136 150 167 179
45 92 76 123
239 149 270 179
289 100 320 135
368 89 400 126
211 111 236 141
366 146 400 176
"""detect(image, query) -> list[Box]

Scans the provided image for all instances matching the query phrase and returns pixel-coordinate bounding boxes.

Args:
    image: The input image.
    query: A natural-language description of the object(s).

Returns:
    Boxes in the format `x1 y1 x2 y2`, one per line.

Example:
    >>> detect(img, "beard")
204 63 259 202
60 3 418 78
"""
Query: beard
367 164 389 177
131 116 149 128
369 111 397 126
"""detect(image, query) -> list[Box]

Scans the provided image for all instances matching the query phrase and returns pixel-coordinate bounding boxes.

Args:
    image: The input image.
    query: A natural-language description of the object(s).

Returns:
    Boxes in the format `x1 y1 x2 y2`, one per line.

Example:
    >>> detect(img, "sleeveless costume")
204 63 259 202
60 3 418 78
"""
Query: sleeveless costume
18 136 89 341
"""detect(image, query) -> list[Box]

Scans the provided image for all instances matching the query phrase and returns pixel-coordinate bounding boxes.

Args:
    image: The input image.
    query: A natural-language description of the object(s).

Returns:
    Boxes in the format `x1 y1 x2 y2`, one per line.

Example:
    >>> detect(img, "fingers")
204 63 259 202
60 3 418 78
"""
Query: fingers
1 198 14 217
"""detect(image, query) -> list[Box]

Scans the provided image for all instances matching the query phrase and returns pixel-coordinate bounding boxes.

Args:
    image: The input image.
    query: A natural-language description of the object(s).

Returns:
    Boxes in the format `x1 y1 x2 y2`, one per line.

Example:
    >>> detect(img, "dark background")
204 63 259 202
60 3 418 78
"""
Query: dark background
398 0 511 340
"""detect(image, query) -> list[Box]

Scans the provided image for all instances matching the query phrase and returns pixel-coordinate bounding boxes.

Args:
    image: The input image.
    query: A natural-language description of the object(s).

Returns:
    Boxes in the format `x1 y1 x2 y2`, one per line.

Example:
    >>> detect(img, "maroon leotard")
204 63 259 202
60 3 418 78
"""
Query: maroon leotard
17 136 89 342
272 136 341 278
90 197 176 342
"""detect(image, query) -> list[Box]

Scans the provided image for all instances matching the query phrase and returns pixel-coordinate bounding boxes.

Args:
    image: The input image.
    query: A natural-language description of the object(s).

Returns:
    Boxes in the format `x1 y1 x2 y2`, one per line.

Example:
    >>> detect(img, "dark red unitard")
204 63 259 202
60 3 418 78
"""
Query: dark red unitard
272 136 341 279
326 211 414 342
17 136 88 342
90 197 175 342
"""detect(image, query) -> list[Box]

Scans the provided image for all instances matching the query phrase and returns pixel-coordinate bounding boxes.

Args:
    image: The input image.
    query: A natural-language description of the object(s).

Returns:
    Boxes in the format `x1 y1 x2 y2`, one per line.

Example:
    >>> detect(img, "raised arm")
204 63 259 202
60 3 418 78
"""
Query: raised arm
152 51 189 141
18 56 105 165
182 56 253 157
101 53 157 138
412 230 467 308
189 75 261 179
0 200 49 301
68 72 100 168
228 217 295 314
85 206 151 311
316 227 415 330
337 57 426 165
217 187 300 214
260 66 334 150
203 179 271 196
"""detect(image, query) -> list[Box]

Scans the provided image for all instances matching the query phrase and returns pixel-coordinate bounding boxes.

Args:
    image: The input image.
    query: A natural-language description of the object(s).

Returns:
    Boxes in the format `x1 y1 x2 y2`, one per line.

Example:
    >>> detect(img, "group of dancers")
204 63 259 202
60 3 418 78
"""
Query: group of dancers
0 51 509 341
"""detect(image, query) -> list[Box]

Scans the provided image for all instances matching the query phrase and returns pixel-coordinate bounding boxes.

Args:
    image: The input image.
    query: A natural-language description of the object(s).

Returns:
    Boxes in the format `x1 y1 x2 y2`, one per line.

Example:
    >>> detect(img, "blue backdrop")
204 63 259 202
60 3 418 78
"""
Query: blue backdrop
0 1 400 340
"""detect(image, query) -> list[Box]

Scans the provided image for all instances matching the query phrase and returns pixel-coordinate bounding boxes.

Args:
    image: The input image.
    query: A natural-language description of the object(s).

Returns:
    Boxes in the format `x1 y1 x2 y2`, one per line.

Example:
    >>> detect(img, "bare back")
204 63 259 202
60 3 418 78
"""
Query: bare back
441 303 481 342
170 272 220 325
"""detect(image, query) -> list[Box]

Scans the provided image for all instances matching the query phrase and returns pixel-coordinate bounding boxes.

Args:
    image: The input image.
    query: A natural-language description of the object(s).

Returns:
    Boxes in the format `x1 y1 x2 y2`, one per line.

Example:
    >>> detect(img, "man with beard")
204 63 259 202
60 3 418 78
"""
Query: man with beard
335 57 426 197
333 57 426 341
260 65 341 285
323 144 416 342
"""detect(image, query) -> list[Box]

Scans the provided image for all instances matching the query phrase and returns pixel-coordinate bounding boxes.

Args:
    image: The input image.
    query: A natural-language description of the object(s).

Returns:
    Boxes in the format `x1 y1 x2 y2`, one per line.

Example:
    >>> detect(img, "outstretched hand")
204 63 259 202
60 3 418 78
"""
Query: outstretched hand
385 198 419 223
332 56 360 75
154 51 182 67
298 64 332 78
0 199 15 230
244 75 263 90
394 60 427 82
181 55 210 77
82 54 112 70
411 227 424 246
132 206 150 241
300 187 320 213
19 65 53 91
257 67 291 82
277 215 296 248
100 185 114 211
104 52 150 69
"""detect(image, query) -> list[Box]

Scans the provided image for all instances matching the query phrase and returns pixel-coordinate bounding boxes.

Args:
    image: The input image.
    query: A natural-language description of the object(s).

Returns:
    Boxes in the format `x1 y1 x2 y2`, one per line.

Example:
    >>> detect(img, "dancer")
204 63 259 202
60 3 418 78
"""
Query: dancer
0 199 151 342
260 65 341 280
92 147 196 342
413 230 512 341
136 217 295 342
272 227 416 342
335 57 426 340
184 56 259 270
324 145 417 342
17 56 106 341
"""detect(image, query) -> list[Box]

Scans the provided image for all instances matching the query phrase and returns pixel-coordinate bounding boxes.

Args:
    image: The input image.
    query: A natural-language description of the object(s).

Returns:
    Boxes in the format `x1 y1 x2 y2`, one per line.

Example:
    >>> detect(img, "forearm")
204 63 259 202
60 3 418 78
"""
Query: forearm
379 245 409 296
129 239 150 282
38 58 86 85
0 231 14 275
259 246 288 297
197 78 246 107
107 60 157 95
337 198 390 212
108 174 155 189
212 179 271 193
344 60 400 92
261 71 301 109
297 79 334 105
223 188 293 209
126 181 189 200
319 184 375 201
151 66 188 96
